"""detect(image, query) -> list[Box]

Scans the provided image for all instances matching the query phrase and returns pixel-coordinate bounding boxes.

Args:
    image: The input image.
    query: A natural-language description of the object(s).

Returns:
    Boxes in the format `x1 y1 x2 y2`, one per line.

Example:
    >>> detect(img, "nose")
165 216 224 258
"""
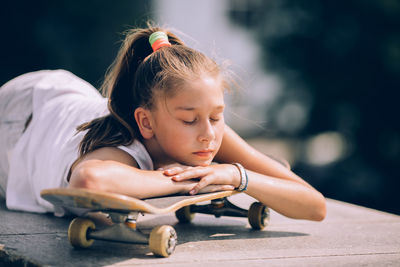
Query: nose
198 120 215 143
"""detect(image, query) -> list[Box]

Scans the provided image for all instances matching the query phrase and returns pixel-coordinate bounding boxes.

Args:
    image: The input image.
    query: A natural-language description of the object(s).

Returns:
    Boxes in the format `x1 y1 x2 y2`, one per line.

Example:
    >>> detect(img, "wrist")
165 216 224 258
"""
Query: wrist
229 164 241 188
232 163 249 192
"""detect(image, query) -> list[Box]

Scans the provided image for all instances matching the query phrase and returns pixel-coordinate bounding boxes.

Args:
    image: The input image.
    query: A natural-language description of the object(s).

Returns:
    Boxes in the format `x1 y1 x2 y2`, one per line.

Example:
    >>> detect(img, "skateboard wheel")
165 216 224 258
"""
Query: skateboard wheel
68 218 95 248
149 225 177 257
175 206 195 223
248 202 270 230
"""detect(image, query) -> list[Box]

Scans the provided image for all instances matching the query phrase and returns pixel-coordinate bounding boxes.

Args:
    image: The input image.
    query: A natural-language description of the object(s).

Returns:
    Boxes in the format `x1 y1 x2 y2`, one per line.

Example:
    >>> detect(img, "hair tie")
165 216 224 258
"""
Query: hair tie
149 31 172 52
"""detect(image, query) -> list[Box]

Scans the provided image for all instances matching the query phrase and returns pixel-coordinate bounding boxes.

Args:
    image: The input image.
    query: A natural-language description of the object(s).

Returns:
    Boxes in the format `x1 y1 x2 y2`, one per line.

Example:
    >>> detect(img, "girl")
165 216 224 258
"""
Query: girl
0 26 326 221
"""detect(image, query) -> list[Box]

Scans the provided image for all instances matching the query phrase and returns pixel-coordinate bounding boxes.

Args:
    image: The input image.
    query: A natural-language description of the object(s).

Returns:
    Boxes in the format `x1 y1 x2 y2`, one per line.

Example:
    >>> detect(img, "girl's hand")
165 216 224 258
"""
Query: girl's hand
159 163 235 194
157 163 193 172
163 164 241 195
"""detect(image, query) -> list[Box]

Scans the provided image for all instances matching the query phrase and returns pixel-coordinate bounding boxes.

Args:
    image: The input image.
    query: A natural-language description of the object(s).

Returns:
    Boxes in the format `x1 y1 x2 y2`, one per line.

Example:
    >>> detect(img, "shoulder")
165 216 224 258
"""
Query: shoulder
118 140 154 170
85 147 139 167
71 147 139 173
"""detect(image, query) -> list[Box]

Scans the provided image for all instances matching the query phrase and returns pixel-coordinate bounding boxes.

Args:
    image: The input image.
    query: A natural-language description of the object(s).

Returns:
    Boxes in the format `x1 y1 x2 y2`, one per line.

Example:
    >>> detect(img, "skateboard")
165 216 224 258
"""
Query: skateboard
40 188 270 257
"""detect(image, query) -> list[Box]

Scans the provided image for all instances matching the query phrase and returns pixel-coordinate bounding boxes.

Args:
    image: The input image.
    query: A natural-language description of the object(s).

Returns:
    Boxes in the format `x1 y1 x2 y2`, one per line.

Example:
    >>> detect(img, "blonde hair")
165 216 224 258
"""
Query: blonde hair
77 26 225 156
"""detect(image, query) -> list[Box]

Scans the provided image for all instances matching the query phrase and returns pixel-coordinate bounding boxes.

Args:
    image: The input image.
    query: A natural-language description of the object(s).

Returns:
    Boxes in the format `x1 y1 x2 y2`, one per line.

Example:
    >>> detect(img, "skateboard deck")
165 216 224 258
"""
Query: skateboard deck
40 188 269 257
40 187 237 214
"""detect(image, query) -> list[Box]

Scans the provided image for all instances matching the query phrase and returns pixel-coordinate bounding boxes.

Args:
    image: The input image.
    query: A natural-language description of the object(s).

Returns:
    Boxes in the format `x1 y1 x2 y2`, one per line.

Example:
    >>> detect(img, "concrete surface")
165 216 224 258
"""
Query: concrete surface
0 194 399 266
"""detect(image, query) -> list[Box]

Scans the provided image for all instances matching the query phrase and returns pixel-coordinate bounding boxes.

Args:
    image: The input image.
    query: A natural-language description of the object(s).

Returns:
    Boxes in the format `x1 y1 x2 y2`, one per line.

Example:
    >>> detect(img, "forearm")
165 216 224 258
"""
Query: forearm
69 159 195 199
217 125 314 189
245 170 326 221
167 163 326 221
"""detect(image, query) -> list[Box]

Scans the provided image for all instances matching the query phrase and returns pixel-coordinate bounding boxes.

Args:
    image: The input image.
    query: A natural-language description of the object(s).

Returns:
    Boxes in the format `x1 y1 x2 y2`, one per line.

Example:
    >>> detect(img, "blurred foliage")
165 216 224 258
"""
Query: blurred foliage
229 0 400 214
0 0 152 87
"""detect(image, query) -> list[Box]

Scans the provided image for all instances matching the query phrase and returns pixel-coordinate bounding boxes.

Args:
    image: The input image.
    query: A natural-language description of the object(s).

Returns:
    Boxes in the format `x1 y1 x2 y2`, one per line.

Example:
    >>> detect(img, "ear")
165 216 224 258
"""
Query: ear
134 107 155 139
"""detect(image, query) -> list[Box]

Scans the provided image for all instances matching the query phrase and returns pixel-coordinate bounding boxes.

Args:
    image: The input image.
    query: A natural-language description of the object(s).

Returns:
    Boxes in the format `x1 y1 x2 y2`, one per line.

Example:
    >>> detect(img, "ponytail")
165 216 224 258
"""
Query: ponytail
78 26 183 156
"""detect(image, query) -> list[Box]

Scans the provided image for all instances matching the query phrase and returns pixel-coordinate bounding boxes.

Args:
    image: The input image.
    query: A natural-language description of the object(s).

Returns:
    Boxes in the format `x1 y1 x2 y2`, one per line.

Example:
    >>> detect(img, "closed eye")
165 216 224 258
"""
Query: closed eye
182 119 197 125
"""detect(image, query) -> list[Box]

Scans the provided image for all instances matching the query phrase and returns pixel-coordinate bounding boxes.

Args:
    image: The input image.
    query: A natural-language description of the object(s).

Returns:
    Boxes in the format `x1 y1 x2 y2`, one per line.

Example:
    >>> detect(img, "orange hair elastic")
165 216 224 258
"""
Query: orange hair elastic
149 31 171 52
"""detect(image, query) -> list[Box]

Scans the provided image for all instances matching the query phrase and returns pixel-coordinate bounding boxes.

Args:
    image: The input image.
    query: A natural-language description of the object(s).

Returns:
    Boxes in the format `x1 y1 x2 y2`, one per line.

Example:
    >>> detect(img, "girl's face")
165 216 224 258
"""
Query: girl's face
150 75 225 167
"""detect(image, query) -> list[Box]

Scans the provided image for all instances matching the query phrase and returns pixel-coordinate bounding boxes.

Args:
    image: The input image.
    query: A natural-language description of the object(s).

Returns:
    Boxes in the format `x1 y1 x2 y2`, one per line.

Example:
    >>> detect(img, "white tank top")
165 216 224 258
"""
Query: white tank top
6 70 153 214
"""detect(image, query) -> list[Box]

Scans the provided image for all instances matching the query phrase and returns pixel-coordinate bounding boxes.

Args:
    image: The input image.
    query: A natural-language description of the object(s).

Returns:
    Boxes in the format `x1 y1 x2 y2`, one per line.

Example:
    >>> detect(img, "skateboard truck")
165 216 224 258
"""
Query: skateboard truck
175 197 270 230
86 212 148 244
68 211 177 257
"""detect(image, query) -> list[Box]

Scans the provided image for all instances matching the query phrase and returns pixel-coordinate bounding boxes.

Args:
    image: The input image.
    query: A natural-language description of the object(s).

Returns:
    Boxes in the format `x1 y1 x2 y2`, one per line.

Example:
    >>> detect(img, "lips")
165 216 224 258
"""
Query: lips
193 149 214 157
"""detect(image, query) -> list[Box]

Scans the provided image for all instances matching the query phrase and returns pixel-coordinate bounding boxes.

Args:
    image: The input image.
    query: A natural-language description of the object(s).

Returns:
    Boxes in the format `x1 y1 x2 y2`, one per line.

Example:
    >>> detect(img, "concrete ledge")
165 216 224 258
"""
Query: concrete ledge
1 194 399 266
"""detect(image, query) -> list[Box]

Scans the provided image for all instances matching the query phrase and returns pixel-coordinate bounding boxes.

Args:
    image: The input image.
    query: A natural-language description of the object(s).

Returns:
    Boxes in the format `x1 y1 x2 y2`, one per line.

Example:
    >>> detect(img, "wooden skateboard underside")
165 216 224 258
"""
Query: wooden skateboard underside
40 188 237 214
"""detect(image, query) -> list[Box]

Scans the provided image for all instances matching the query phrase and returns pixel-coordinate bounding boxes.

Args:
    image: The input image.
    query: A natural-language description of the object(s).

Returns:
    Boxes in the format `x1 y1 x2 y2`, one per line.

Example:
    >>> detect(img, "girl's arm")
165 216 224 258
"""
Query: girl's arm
68 147 234 199
166 125 326 221
165 164 326 221
215 125 314 189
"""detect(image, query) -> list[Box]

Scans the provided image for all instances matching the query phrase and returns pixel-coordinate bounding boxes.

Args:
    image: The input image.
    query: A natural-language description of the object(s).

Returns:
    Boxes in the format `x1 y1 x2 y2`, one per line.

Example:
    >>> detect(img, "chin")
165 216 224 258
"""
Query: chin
194 159 214 167
181 158 213 167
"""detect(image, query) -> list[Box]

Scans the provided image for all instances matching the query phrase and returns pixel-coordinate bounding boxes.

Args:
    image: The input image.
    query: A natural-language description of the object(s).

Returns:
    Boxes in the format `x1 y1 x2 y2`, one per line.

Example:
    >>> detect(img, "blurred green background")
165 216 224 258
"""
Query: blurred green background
1 0 399 214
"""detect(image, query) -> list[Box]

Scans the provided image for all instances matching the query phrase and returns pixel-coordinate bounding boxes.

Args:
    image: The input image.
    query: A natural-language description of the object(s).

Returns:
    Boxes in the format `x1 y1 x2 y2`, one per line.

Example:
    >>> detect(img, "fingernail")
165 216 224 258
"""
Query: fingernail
189 190 196 195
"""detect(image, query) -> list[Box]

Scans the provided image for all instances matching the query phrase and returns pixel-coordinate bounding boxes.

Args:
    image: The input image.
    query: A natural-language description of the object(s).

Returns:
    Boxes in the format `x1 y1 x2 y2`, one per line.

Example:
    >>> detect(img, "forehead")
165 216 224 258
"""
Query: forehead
157 76 225 109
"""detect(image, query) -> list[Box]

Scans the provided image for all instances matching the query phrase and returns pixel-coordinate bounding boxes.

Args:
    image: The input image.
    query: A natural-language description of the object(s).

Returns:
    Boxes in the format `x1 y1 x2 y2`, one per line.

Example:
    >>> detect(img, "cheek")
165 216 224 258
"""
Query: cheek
215 121 225 143
159 123 193 146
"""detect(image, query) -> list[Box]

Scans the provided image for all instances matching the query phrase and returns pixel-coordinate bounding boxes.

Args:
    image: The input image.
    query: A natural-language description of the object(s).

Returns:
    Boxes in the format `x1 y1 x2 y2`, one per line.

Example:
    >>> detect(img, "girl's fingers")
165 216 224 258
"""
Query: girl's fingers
163 166 194 176
168 165 235 194
171 167 210 181
189 175 216 194
163 167 184 176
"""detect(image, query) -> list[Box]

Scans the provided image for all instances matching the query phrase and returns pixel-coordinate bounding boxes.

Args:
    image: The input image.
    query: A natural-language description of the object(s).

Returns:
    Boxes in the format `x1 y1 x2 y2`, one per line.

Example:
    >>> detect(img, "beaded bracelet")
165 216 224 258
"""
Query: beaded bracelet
232 163 248 192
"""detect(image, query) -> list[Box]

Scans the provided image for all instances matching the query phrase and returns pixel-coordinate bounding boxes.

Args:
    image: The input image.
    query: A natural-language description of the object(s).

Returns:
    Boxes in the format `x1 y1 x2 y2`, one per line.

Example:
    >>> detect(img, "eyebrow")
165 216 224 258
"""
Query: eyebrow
175 106 195 111
175 105 225 111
